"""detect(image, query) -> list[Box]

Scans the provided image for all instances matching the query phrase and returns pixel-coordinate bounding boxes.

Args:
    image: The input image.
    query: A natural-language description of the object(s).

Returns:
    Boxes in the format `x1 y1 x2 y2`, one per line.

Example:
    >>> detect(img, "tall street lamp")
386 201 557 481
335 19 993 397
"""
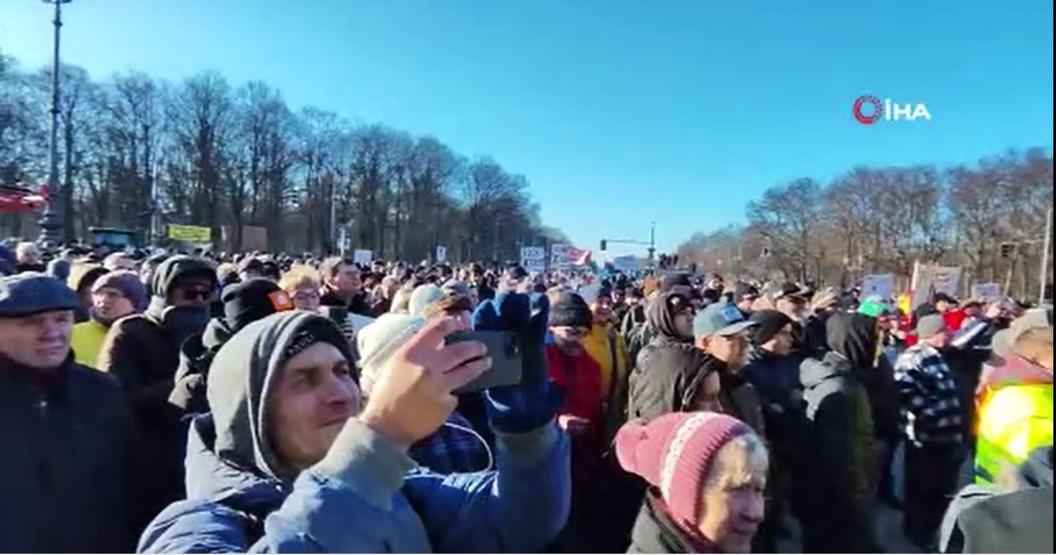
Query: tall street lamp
38 0 72 245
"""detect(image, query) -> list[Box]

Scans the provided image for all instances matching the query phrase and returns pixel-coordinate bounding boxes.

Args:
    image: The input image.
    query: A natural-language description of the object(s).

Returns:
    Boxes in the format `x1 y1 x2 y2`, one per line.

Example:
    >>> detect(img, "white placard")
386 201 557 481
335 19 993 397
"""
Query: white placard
612 255 640 272
972 282 1003 301
521 246 546 273
551 244 573 270
911 262 963 308
353 249 373 266
861 273 895 300
932 265 962 297
435 246 447 264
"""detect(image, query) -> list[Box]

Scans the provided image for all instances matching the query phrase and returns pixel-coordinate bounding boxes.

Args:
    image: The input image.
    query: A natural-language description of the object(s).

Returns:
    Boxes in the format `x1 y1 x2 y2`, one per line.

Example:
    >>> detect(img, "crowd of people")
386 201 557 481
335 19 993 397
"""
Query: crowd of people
0 238 1052 554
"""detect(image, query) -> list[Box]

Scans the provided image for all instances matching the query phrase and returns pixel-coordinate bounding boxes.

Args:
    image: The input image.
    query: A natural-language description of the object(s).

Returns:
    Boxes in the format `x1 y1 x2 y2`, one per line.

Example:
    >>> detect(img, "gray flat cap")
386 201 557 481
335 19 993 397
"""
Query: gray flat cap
0 272 80 318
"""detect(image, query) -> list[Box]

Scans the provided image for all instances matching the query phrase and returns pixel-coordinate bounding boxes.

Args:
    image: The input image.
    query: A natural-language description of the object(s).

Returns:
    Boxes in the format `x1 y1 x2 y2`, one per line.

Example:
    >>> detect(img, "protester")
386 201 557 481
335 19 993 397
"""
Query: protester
895 313 965 550
741 309 806 552
170 278 292 414
104 251 136 271
46 256 71 282
583 286 632 441
470 263 495 302
628 292 719 422
611 285 630 327
97 255 219 519
617 412 768 553
855 302 904 506
279 264 323 312
260 259 281 282
694 302 765 435
390 281 415 314
914 292 959 322
774 283 810 356
733 282 760 318
14 241 45 273
802 286 840 359
67 261 108 323
798 311 879 552
544 291 606 549
973 323 1052 486
71 270 148 368
742 310 800 418
140 252 168 287
370 275 401 314
357 311 491 474
410 282 447 317
319 256 374 316
622 286 651 361
0 273 145 552
216 261 239 288
138 300 570 552
236 256 265 282
940 446 1053 553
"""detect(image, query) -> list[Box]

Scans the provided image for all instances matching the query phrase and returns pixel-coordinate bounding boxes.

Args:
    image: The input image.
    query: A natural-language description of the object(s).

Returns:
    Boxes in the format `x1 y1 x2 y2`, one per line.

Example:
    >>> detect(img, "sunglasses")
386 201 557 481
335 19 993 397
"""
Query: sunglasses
178 286 214 301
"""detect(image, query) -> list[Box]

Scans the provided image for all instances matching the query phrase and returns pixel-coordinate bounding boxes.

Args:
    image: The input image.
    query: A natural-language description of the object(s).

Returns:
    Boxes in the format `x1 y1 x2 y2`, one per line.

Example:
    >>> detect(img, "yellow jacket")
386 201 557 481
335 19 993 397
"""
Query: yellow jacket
71 320 109 370
975 382 1053 484
584 323 631 438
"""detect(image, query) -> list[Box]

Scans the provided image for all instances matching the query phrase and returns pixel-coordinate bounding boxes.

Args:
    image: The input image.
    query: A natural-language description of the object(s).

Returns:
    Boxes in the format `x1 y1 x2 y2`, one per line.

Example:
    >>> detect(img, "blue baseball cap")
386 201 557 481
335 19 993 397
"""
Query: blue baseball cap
693 302 758 339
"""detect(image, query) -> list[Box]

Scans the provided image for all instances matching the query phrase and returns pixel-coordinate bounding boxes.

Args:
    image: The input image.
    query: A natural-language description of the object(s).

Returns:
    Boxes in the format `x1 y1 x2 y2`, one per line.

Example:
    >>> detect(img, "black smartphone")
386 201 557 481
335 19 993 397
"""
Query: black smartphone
444 330 523 394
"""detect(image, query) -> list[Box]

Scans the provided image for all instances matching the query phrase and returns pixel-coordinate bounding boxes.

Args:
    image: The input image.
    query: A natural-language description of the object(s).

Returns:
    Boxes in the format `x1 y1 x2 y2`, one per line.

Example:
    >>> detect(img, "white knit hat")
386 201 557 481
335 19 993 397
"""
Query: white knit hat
356 313 427 394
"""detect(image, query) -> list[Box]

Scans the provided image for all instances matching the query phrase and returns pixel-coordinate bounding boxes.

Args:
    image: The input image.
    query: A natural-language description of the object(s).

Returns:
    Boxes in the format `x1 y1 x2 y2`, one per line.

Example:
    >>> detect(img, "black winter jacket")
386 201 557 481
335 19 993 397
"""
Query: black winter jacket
0 355 146 552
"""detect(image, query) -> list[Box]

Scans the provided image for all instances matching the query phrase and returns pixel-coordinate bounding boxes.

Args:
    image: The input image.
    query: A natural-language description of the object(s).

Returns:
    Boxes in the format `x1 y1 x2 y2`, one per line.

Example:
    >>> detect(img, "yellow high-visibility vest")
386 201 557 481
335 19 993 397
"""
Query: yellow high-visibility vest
974 382 1053 484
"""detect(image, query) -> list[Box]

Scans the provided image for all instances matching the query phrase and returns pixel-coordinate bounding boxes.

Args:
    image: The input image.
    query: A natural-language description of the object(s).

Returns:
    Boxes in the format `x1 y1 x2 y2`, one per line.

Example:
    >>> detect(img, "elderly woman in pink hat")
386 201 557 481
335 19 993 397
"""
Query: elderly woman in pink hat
617 412 769 553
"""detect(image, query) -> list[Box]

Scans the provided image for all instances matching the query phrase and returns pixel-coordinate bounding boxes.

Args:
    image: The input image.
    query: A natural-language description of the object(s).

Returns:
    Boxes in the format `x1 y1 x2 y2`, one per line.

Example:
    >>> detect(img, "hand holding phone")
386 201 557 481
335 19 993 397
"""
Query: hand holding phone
558 415 592 436
444 330 522 394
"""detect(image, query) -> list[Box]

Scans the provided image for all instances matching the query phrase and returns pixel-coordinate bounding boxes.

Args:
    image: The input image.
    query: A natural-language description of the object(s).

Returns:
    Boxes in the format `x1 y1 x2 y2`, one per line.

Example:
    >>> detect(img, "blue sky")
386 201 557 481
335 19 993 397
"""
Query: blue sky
1 1 1052 258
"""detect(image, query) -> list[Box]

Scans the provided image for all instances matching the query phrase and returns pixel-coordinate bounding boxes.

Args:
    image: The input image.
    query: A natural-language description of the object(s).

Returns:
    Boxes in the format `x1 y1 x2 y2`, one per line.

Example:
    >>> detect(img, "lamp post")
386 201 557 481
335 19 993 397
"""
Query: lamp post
38 0 72 245
1041 205 1052 304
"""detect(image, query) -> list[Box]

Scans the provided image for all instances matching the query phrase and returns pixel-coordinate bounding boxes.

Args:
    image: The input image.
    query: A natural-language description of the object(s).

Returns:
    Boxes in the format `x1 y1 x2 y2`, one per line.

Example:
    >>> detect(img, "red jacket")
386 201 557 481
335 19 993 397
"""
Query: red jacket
546 343 603 426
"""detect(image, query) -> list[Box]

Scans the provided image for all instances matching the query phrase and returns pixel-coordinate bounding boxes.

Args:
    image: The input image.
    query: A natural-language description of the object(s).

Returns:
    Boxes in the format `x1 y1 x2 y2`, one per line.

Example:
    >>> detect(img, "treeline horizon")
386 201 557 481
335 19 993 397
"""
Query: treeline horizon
0 50 568 261
676 147 1053 300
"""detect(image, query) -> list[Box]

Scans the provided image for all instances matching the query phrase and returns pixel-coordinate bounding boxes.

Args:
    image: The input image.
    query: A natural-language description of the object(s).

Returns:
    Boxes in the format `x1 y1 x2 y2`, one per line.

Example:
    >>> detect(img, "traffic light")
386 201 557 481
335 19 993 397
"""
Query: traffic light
1000 242 1016 259
600 239 607 251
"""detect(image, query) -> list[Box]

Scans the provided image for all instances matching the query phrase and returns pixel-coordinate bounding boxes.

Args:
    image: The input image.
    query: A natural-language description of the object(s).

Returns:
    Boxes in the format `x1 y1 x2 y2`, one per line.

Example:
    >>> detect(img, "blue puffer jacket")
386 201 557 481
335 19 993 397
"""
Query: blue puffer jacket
139 415 569 553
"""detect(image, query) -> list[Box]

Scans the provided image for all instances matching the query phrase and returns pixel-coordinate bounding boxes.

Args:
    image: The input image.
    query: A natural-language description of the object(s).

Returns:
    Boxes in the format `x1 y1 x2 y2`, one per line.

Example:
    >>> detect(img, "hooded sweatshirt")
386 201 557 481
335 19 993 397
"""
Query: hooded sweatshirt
169 279 285 415
138 311 571 553
628 293 712 422
797 312 878 553
98 256 216 404
96 255 218 520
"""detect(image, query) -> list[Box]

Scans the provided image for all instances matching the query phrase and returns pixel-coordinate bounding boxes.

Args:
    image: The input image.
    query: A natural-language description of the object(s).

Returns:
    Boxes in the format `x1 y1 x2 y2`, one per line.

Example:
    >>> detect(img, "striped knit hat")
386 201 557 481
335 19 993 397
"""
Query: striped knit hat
616 412 752 527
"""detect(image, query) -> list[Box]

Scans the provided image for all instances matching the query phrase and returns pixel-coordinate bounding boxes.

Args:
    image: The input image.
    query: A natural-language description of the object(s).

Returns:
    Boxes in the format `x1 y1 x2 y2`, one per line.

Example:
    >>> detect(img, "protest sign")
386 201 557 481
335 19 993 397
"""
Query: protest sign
972 282 1003 301
353 249 373 265
551 244 572 269
521 246 547 273
861 274 895 300
612 255 640 272
168 224 211 243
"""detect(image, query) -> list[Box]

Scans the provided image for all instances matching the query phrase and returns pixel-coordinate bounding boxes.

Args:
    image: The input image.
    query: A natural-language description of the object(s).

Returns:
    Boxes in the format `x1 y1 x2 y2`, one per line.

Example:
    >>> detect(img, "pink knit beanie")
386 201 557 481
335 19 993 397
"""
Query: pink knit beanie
616 412 753 526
